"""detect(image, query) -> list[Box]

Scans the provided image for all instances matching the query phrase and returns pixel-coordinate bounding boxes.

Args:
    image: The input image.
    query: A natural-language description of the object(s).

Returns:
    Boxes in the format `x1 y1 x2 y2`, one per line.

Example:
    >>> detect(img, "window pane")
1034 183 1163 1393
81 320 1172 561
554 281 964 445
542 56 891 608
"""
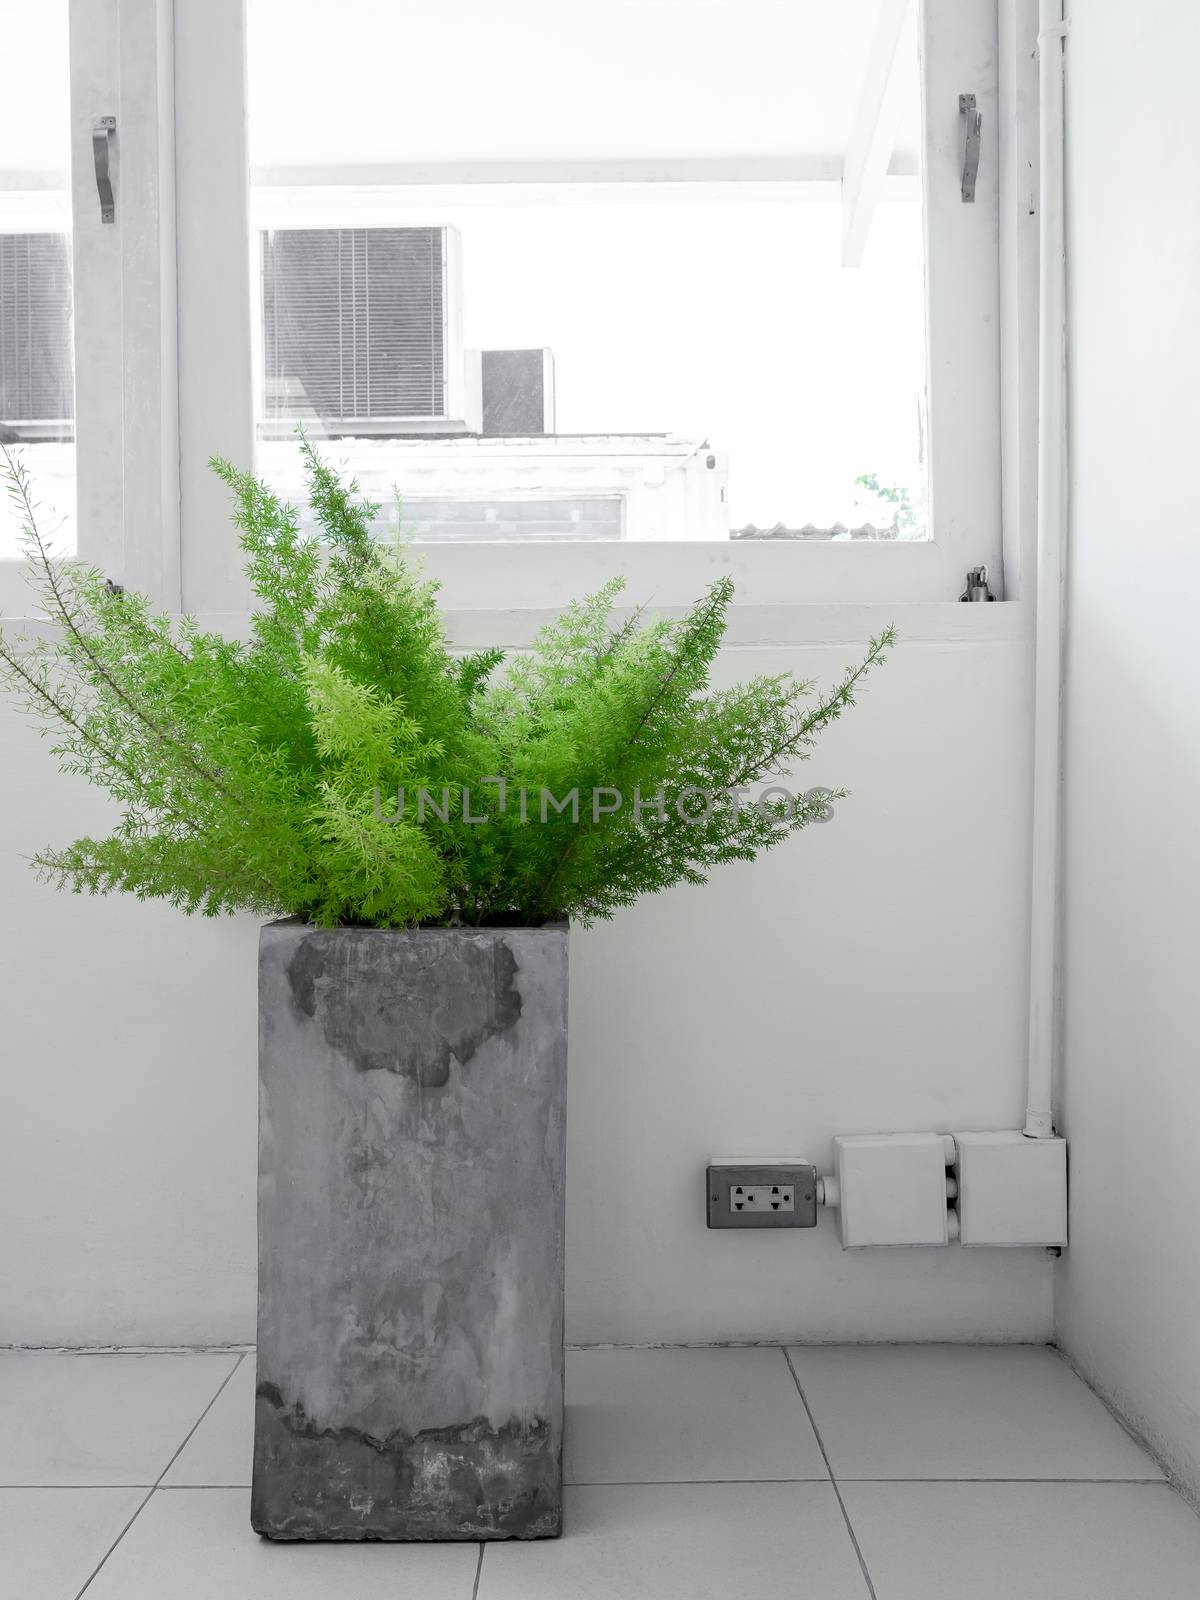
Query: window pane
0 1 75 558
247 1 926 544
248 0 919 171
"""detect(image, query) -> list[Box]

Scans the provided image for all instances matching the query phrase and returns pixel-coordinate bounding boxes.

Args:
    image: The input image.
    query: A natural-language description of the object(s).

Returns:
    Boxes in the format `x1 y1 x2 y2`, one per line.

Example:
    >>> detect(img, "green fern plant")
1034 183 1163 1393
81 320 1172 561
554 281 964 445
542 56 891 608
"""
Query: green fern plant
0 440 893 927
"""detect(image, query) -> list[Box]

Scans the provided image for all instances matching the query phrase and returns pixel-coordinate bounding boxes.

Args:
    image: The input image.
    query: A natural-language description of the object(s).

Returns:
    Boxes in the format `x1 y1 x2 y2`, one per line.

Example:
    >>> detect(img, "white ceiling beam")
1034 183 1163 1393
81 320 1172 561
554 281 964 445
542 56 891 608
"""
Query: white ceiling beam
841 0 916 267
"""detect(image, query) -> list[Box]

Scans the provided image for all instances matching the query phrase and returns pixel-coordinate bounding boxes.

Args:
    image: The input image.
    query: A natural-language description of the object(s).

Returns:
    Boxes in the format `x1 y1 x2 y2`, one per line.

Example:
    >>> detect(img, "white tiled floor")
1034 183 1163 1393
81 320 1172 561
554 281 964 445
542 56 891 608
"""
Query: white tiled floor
3 1344 1199 1600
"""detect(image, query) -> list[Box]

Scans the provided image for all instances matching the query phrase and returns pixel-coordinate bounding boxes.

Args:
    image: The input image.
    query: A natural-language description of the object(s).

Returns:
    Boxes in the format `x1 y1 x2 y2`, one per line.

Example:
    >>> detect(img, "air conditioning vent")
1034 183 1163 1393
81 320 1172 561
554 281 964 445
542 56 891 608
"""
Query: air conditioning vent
0 233 73 435
261 227 463 432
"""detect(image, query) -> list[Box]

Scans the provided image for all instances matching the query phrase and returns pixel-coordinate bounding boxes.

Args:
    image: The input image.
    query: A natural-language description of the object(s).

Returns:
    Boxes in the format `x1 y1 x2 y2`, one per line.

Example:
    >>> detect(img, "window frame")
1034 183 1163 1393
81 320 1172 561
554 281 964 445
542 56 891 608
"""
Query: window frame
0 0 178 617
0 0 1037 635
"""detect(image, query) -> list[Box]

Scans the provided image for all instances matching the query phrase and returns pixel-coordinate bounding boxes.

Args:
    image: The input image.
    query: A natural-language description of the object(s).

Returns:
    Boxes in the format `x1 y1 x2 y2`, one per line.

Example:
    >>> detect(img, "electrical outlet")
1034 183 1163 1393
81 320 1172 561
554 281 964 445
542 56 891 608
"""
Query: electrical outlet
706 1161 818 1229
734 1183 795 1213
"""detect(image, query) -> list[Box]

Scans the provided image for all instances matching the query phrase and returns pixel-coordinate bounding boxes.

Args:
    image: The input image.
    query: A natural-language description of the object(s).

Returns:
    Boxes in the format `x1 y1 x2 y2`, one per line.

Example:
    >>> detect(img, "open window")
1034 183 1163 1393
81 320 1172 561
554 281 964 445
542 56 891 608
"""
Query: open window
244 0 1003 604
0 0 1011 620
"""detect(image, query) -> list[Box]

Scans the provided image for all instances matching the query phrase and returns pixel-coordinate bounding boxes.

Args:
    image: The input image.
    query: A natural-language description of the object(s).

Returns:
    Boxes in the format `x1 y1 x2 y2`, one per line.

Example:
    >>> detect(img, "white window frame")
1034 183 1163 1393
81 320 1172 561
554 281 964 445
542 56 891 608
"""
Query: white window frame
0 0 1038 642
0 0 179 617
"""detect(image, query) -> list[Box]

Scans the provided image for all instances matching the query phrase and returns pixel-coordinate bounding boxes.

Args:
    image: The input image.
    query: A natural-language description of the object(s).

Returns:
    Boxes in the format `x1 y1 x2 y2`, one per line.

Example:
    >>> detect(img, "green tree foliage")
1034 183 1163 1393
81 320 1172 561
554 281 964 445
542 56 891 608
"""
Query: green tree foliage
0 440 894 927
853 471 926 537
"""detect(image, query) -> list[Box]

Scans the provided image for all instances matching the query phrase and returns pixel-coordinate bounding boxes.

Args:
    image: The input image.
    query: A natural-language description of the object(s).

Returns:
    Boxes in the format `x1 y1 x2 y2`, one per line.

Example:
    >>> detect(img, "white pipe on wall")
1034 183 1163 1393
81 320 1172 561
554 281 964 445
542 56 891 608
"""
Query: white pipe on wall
1025 0 1069 1139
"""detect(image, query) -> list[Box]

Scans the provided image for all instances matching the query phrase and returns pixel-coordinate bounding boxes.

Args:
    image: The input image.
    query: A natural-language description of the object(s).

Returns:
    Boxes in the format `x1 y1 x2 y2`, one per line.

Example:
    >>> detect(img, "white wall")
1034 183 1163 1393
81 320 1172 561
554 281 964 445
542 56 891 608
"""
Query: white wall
1055 0 1200 1496
0 635 1052 1347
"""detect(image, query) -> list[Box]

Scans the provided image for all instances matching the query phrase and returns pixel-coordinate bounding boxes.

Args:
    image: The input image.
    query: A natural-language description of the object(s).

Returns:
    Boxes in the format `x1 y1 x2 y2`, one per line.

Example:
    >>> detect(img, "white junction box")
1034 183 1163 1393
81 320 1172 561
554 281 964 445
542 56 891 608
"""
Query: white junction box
953 1131 1068 1247
833 1133 953 1248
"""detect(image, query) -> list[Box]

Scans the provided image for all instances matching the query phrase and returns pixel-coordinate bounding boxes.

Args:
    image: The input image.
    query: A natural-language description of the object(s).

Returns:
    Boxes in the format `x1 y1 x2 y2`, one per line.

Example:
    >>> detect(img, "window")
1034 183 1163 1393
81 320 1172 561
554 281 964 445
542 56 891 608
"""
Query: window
0 0 181 615
0 0 1016 619
0 3 75 561
250 196 928 547
239 0 1005 603
247 0 948 556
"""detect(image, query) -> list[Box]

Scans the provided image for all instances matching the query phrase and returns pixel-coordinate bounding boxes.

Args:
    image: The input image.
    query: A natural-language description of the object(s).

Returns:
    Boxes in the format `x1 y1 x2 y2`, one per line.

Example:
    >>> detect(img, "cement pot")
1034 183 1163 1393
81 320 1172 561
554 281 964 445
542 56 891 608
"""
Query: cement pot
251 919 569 1541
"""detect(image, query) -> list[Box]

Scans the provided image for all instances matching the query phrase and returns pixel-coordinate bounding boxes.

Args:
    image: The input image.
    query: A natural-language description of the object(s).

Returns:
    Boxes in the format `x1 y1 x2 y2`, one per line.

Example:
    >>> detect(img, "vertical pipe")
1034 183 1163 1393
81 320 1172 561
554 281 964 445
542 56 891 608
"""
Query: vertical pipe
1025 0 1068 1139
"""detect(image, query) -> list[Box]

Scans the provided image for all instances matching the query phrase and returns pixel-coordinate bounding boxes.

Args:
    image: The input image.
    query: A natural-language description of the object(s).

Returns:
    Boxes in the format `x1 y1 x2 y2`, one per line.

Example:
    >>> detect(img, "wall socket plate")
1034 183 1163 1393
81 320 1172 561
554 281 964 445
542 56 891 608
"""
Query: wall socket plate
706 1160 818 1229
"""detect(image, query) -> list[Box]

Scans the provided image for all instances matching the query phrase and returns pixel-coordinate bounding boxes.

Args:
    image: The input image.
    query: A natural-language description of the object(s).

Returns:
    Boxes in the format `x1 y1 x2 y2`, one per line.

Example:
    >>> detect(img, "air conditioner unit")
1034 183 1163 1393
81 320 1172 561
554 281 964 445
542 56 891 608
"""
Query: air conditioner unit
0 233 74 440
259 226 470 436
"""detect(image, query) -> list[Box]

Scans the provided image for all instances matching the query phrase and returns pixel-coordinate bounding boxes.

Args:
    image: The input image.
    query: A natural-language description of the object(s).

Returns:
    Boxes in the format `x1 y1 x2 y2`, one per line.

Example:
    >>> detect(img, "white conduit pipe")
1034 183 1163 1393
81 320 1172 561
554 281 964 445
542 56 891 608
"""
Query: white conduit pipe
1025 1 1070 1139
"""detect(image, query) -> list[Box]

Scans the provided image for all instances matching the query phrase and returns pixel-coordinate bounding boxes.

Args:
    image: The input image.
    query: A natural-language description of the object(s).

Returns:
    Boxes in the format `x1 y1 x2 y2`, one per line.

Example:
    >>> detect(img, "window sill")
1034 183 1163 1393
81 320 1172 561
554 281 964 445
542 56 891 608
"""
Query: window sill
436 600 1032 649
130 600 1023 651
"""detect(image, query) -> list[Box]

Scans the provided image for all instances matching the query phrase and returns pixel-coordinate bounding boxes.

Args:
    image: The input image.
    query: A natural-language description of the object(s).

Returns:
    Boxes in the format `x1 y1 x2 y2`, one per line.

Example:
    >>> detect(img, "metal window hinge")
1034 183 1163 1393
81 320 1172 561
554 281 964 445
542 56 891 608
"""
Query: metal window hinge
959 93 981 202
92 116 116 223
960 564 996 602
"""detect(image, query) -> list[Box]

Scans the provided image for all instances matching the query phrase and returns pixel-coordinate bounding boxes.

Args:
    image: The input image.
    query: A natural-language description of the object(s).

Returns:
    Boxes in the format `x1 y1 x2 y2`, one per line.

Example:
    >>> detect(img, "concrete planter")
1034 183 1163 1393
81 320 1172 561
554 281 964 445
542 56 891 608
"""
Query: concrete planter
251 919 569 1541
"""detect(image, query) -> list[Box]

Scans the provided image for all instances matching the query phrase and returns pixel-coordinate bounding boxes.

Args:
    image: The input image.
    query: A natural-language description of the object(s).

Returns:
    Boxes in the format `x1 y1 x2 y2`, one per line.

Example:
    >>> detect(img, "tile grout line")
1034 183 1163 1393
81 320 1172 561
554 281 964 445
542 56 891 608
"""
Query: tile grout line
560 1474 1173 1487
71 1485 158 1600
471 1541 485 1600
151 1352 247 1488
3 1469 1172 1487
2 1470 1173 1489
799 1476 1173 1486
42 1465 1171 1491
153 1482 251 1490
565 1475 846 1486
72 1351 247 1600
782 1348 878 1600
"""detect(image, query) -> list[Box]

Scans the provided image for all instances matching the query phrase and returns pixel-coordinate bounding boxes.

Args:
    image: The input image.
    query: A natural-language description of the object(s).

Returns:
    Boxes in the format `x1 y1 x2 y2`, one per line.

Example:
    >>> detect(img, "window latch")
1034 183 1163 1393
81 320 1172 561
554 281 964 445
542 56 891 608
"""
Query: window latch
960 564 995 602
92 116 116 224
959 94 981 202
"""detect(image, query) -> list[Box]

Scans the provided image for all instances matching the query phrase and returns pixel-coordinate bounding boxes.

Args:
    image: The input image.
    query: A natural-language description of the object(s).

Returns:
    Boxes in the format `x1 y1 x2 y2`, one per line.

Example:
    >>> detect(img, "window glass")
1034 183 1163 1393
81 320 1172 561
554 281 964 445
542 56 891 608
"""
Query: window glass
0 2 75 558
247 0 926 545
248 0 920 171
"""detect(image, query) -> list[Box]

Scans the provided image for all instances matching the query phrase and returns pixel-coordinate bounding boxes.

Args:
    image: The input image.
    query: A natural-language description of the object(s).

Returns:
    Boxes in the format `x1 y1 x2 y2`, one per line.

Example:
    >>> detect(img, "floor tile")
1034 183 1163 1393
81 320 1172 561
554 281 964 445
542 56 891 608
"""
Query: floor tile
85 1488 479 1599
0 1487 147 1600
786 1345 1163 1480
478 1482 869 1600
162 1353 254 1486
0 1351 241 1486
842 1481 1200 1600
565 1347 825 1483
